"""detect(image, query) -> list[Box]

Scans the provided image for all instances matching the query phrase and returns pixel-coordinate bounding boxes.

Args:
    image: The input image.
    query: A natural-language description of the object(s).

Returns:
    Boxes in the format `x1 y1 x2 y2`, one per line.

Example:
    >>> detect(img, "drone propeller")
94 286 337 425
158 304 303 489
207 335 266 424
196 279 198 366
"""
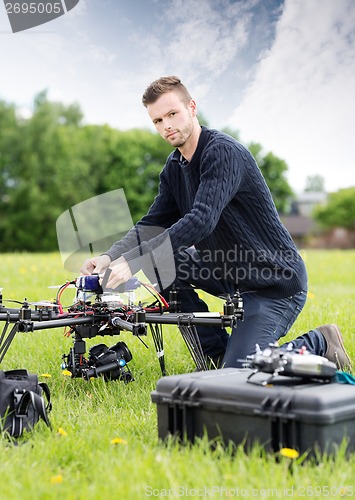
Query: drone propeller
2 299 58 308
29 301 58 308
2 299 24 305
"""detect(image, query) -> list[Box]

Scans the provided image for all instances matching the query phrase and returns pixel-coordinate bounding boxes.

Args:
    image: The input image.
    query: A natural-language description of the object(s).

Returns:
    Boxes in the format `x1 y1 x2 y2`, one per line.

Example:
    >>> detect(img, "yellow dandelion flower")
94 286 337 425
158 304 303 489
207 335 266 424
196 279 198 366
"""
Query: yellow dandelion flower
57 428 68 437
41 373 52 378
50 475 63 484
279 447 299 459
111 437 128 445
62 370 72 377
307 292 315 299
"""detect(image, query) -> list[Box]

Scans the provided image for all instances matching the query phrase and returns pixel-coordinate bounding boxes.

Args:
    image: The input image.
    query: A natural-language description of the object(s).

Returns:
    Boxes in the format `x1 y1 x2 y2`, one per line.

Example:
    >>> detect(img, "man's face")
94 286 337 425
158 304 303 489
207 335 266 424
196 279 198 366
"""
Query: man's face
147 91 197 148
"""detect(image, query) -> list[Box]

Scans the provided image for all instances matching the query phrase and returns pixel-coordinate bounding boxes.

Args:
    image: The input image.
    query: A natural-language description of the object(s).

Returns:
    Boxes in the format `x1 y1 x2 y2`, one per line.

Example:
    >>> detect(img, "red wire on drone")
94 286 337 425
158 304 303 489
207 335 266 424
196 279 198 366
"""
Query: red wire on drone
56 280 75 314
141 282 169 309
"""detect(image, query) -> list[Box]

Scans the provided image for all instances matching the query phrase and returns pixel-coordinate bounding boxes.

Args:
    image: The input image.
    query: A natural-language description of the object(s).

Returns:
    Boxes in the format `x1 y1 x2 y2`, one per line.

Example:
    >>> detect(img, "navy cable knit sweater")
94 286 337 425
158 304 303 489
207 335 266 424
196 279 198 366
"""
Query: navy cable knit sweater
105 126 307 298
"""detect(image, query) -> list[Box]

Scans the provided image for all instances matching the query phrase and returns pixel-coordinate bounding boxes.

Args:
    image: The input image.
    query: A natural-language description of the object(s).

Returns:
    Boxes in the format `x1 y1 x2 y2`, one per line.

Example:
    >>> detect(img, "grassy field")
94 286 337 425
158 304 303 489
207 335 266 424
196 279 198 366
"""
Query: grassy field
0 251 354 499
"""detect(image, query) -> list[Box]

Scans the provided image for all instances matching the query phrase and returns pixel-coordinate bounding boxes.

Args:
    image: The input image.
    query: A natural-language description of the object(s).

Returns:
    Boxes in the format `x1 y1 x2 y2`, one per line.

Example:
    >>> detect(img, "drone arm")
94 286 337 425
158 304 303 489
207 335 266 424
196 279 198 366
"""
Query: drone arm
17 316 97 333
0 310 58 323
145 312 232 327
110 316 146 336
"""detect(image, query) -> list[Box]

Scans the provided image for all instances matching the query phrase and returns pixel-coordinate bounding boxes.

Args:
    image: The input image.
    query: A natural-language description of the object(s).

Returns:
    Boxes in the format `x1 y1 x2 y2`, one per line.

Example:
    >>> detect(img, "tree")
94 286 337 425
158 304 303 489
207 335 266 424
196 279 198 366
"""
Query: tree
313 187 355 231
0 92 88 251
0 92 173 251
248 143 294 213
0 100 19 208
76 126 173 222
305 175 325 192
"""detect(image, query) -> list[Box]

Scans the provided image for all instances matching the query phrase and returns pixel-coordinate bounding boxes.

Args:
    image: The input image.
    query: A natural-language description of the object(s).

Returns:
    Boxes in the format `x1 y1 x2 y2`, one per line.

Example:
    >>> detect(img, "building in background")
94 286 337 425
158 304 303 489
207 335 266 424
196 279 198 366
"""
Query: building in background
282 191 354 248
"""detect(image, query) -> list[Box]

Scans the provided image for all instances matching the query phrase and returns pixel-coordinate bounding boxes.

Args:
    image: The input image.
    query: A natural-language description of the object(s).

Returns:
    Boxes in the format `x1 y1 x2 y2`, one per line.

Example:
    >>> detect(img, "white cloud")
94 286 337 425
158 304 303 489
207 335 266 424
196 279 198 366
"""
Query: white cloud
76 0 262 129
0 0 264 128
228 0 355 192
161 0 252 82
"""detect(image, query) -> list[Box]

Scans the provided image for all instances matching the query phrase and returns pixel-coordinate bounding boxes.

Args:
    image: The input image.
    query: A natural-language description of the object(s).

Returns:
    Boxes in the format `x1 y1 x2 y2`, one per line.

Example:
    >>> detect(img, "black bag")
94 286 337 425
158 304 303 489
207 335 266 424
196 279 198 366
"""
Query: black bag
0 369 52 438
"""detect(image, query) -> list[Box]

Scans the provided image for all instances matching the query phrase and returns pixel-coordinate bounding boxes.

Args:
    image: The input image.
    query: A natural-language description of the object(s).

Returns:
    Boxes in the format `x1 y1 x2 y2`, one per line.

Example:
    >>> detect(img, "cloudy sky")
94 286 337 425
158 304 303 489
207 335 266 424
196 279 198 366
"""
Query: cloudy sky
1 0 354 193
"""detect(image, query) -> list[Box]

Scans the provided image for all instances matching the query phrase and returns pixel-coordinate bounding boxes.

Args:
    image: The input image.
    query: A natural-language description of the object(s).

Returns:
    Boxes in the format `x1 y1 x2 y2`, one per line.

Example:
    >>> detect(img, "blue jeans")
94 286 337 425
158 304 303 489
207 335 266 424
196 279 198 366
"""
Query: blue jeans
222 288 327 367
167 248 326 368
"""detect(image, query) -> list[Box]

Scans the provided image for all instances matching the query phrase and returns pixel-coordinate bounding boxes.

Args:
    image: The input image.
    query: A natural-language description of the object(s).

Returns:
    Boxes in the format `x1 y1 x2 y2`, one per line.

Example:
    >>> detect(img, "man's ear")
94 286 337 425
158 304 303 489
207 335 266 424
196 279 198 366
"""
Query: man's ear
189 99 197 117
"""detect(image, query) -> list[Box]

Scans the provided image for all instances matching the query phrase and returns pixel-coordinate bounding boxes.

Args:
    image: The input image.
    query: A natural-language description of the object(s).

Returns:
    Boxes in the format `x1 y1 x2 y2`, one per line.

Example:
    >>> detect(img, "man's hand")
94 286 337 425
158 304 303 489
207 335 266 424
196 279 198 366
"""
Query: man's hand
104 256 132 290
80 255 111 275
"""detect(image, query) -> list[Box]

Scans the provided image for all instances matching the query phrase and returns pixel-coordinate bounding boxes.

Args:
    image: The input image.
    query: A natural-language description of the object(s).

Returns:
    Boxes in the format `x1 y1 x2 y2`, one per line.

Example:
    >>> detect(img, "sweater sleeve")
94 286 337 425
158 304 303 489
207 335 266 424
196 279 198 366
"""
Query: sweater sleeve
120 141 245 274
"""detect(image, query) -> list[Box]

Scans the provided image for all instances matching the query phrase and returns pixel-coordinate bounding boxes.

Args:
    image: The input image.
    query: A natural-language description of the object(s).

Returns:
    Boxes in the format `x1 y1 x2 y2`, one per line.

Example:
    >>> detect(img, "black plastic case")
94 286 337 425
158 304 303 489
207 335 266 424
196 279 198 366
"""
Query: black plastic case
151 368 355 455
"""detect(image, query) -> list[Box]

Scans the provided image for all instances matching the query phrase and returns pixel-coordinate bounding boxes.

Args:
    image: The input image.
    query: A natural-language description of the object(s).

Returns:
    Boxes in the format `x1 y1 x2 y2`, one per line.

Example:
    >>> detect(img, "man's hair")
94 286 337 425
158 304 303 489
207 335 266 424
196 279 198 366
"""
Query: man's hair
142 76 192 107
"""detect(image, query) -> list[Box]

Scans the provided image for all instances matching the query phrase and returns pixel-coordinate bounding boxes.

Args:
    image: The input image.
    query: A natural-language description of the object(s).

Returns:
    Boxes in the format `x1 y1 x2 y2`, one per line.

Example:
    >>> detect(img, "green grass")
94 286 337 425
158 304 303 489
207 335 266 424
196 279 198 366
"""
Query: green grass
0 251 354 499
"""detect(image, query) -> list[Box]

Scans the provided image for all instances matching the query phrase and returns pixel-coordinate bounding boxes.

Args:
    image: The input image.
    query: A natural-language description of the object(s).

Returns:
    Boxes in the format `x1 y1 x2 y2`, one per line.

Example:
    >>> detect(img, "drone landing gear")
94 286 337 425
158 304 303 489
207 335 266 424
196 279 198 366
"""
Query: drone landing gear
178 324 209 372
149 323 166 376
0 322 20 364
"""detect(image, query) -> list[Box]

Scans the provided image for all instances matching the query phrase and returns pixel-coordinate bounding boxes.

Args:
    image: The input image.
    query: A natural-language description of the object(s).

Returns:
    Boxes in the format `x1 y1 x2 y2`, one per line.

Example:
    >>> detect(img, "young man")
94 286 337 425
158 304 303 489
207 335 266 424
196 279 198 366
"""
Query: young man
80 76 351 370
